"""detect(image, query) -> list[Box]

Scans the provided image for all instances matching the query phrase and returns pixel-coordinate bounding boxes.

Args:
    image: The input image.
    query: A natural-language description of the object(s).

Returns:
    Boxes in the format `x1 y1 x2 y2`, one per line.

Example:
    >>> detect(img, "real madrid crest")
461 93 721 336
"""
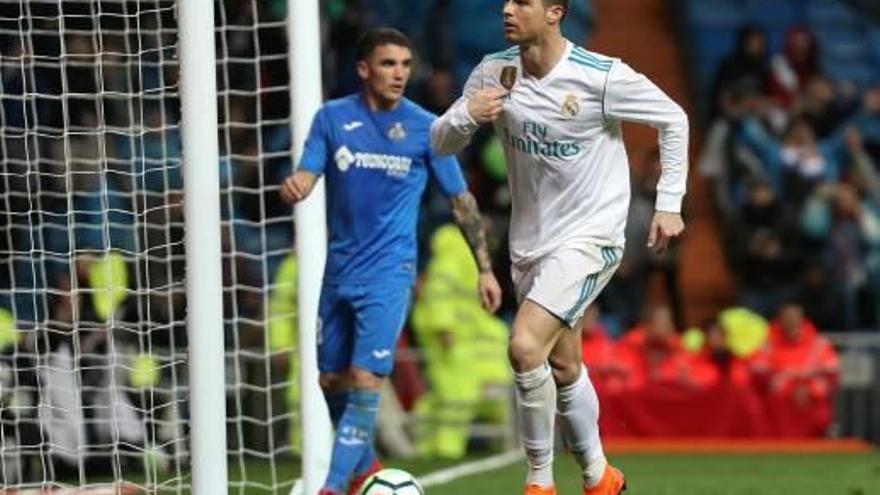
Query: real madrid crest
388 122 407 141
561 94 580 119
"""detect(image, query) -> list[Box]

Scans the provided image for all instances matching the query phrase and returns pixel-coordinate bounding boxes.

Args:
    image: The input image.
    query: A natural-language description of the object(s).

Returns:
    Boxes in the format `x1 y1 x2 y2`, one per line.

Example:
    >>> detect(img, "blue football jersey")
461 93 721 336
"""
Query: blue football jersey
299 94 467 285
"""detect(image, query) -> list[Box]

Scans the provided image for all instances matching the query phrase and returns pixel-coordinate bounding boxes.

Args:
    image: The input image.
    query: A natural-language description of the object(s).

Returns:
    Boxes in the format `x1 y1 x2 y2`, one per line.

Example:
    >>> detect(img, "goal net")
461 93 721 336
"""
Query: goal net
0 0 298 492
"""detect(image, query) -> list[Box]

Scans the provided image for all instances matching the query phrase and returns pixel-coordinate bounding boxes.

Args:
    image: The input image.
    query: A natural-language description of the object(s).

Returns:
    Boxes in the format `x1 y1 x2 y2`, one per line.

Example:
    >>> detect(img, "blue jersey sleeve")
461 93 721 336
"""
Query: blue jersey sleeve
428 150 467 197
298 109 329 176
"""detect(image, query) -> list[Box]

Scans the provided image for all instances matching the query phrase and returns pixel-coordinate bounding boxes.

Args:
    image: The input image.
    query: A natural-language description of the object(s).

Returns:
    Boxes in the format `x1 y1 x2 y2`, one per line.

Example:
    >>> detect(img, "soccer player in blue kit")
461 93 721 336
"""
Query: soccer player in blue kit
280 28 503 495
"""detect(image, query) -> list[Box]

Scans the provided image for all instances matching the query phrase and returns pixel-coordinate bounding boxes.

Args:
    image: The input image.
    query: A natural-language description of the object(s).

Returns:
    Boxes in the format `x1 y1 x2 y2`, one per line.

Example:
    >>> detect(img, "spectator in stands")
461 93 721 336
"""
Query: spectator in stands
801 127 880 327
797 264 838 330
99 33 133 130
419 66 457 116
580 306 641 393
223 0 259 91
768 27 820 110
40 266 144 477
858 88 880 154
846 129 880 326
728 180 803 317
225 136 289 332
802 182 880 330
695 318 752 389
709 25 769 120
1 38 32 131
751 302 839 436
798 77 861 139
63 34 99 127
325 0 372 97
45 112 140 255
700 78 765 219
113 105 181 196
0 303 42 485
735 115 848 204
847 128 880 207
716 306 769 360
622 305 705 390
829 184 880 329
778 117 842 202
138 192 187 349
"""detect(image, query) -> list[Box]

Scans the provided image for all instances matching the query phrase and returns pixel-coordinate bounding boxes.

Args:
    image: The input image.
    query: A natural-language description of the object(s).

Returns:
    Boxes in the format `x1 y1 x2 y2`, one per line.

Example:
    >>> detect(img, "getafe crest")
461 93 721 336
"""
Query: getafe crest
561 93 580 119
388 122 407 141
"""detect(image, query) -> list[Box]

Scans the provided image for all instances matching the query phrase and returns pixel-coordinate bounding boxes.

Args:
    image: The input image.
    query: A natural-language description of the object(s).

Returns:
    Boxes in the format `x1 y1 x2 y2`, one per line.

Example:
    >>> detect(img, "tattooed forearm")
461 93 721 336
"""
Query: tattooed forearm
451 191 493 273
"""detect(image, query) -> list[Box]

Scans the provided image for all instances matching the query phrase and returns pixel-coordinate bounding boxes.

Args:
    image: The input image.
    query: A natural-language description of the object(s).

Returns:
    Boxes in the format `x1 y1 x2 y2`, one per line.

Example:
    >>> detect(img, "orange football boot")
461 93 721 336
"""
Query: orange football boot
524 483 557 495
583 464 626 495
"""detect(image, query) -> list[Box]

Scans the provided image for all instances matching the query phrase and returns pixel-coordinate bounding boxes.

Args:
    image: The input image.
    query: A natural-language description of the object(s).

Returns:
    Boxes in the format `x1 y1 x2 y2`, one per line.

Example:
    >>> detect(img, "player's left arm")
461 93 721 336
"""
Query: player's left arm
604 60 690 252
450 191 502 313
427 137 502 312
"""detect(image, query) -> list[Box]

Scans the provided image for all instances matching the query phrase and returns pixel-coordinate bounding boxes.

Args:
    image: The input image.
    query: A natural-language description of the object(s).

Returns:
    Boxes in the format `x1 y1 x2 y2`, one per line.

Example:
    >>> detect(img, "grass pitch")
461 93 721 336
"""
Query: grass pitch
419 453 880 495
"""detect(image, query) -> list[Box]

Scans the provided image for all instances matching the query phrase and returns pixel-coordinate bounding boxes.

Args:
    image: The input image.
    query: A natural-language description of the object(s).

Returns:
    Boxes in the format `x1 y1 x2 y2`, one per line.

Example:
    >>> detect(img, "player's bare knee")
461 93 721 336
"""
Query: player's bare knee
549 355 581 386
319 371 349 393
508 332 544 372
349 367 383 391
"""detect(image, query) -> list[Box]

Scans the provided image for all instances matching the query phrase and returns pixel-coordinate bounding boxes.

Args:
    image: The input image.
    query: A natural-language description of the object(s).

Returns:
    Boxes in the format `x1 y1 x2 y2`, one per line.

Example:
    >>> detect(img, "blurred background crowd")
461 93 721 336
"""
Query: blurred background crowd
1 0 879 479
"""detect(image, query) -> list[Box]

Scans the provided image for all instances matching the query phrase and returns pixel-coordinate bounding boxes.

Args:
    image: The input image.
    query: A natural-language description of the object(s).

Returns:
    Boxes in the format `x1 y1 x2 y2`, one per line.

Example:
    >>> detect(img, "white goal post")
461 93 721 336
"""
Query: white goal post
287 0 334 493
0 0 331 493
177 0 227 493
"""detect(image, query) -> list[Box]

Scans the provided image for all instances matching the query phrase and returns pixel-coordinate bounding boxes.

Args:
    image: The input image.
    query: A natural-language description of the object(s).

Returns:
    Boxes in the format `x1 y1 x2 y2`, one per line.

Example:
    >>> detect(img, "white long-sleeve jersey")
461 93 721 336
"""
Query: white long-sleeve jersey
431 41 689 266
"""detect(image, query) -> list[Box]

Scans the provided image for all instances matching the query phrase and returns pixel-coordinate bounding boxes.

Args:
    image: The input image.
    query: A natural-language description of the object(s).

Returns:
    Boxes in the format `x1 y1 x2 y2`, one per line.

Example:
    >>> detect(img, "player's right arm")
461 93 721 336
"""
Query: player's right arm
280 108 327 204
430 61 508 155
280 170 317 204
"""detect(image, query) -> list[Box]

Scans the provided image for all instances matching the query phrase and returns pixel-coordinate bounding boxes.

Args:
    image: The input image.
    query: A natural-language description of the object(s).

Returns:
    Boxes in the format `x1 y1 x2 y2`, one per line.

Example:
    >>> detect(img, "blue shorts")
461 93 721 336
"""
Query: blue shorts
317 282 412 376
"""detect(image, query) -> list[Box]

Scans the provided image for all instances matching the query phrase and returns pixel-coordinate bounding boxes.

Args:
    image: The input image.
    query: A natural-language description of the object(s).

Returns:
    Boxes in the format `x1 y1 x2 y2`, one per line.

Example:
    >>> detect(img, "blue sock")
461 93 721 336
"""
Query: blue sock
324 391 377 477
324 391 349 427
323 390 381 492
353 442 378 476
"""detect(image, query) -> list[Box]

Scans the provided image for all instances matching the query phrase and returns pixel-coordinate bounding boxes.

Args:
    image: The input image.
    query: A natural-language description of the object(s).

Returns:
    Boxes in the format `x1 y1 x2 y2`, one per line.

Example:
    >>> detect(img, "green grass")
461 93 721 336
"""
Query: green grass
45 451 880 494
228 452 880 494
226 456 473 494
417 453 880 495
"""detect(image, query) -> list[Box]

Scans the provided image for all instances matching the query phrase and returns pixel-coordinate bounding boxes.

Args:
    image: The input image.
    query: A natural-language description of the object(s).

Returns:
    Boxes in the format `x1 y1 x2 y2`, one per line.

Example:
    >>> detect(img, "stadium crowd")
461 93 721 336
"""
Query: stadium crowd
581 302 839 438
700 25 880 331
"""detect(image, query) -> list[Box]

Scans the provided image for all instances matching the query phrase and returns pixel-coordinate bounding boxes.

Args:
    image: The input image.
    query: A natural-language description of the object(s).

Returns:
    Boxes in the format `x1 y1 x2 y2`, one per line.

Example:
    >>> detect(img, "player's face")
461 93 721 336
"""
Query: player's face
357 44 412 107
502 0 563 45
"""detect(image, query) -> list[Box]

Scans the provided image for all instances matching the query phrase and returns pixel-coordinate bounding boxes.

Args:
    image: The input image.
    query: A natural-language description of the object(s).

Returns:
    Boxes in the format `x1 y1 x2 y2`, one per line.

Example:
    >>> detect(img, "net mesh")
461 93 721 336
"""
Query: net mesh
0 1 297 492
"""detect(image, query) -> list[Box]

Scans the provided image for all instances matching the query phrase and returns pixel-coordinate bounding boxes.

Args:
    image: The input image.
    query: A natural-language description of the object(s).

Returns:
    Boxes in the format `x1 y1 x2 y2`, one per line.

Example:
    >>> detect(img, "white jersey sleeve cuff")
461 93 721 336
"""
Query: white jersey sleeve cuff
655 191 683 213
451 98 479 135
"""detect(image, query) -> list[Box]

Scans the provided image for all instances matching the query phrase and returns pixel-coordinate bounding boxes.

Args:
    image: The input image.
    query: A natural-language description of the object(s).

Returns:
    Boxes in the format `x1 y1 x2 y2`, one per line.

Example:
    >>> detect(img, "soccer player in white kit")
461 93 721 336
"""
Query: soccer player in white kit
431 1 689 494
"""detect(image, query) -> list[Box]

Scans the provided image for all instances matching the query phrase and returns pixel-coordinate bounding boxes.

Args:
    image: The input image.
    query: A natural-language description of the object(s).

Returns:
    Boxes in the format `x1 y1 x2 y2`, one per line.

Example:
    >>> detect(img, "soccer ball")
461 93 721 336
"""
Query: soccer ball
358 468 424 495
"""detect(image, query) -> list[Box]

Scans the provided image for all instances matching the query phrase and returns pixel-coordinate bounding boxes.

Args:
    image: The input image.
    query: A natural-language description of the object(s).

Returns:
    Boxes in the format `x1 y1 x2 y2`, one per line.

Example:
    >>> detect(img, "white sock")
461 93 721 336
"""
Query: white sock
514 363 556 488
558 365 607 488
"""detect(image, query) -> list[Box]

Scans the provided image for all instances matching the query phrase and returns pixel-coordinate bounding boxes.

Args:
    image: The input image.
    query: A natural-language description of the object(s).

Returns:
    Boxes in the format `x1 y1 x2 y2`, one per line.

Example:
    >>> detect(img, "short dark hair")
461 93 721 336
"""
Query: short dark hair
544 0 570 16
356 28 414 61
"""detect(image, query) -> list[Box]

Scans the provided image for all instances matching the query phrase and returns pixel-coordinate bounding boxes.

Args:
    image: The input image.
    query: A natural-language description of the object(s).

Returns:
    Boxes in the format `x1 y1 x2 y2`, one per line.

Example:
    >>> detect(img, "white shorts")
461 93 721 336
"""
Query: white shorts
511 243 622 328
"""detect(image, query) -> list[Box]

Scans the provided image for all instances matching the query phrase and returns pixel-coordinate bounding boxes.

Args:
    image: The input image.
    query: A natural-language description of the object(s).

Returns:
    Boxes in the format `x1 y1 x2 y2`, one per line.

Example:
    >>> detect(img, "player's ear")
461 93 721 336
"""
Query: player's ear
356 59 369 80
545 5 564 26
